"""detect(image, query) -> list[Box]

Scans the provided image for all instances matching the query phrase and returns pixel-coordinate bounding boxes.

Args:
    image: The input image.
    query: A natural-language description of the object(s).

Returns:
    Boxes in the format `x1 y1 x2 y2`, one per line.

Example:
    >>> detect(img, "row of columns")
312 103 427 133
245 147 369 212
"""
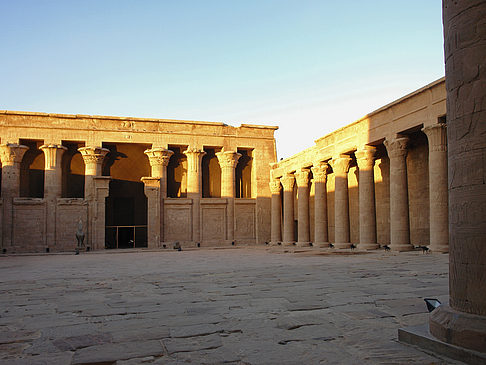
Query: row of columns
0 143 243 250
270 124 448 252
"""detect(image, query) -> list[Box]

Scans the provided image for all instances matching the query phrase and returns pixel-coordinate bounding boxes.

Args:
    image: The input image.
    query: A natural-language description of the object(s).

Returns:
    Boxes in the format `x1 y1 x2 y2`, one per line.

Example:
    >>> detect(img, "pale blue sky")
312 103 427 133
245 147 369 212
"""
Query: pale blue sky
0 0 444 158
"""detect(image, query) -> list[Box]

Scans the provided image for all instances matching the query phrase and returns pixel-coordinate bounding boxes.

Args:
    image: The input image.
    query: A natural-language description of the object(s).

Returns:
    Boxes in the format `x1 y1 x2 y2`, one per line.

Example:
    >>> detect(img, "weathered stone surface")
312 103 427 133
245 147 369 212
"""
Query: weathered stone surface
0 249 454 364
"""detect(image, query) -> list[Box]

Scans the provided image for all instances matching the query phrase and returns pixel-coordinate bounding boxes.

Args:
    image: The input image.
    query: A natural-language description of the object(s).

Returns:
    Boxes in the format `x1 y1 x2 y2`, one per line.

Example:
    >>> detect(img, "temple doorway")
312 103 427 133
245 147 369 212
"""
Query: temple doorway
103 143 150 249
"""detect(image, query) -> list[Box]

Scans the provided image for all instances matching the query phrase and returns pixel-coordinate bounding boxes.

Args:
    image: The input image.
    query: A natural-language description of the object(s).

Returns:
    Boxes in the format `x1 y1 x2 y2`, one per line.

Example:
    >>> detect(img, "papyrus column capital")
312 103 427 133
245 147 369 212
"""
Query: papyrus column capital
78 146 109 175
330 155 352 177
183 148 206 174
269 179 282 194
355 146 376 170
294 169 310 188
144 148 174 168
384 137 409 159
422 123 447 152
0 143 28 166
40 144 67 170
216 150 241 169
311 162 329 183
280 173 295 192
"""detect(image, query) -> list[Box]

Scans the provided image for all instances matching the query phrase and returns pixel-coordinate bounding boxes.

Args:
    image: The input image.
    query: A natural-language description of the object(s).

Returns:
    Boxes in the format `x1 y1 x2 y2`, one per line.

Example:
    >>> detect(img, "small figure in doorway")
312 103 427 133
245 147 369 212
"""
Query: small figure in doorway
75 219 85 254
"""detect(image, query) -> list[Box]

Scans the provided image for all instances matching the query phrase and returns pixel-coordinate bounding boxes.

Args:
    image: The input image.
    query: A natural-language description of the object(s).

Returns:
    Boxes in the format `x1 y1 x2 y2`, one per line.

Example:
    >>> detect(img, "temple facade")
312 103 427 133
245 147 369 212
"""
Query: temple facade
0 113 277 252
1 77 447 253
270 77 448 252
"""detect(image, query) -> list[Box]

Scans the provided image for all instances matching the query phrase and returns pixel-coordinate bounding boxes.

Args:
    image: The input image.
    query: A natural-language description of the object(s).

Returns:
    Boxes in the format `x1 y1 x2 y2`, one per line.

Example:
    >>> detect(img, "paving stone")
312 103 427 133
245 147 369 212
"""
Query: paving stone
72 340 165 364
162 333 223 355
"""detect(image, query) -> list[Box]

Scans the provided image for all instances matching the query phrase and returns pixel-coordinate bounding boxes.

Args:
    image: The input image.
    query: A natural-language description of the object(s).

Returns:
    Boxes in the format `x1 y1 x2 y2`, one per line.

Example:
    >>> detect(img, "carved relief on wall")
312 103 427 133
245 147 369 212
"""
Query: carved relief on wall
201 207 226 241
13 205 45 250
164 206 192 241
235 204 255 239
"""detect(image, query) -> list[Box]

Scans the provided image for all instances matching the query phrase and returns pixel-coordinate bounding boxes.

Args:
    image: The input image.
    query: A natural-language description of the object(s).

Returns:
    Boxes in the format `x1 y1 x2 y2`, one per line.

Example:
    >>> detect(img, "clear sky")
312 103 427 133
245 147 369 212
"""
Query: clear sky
0 0 444 159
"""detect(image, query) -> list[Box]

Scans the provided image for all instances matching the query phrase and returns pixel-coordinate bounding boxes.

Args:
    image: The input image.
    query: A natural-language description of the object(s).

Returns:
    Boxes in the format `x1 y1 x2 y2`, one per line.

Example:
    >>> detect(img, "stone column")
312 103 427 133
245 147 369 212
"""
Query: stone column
141 177 160 249
40 144 67 249
216 151 241 243
144 148 173 244
355 146 379 250
78 147 109 199
295 169 310 247
330 155 352 249
429 1 486 353
280 173 295 246
78 147 109 249
384 137 413 252
184 148 206 243
0 144 28 249
269 179 282 245
422 124 448 253
91 176 110 250
311 162 329 248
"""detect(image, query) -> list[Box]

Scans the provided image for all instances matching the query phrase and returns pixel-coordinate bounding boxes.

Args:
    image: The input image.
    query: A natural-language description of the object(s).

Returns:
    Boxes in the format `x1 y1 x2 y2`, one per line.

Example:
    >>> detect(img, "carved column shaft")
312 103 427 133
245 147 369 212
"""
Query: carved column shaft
295 169 310 247
144 148 173 198
331 155 352 248
41 144 67 248
216 151 241 242
142 177 160 249
422 123 449 253
356 147 378 250
0 144 28 248
281 174 295 246
184 149 206 243
78 147 109 200
269 179 282 245
312 162 328 247
384 137 412 251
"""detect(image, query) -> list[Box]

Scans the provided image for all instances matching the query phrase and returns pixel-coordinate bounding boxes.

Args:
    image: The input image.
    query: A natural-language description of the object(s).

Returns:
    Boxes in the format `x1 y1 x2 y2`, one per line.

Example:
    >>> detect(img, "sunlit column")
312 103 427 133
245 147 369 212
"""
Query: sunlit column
216 150 241 243
269 178 282 245
0 143 28 249
422 123 448 253
78 146 110 200
41 144 67 248
280 173 295 246
384 137 413 252
295 168 310 247
184 148 206 243
355 146 379 250
330 155 352 249
311 162 329 248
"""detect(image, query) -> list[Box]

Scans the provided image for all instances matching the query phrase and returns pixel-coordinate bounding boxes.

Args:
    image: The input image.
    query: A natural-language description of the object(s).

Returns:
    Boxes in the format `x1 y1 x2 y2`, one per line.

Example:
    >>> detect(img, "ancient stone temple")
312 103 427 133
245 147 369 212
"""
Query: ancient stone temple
0 113 277 252
270 78 448 252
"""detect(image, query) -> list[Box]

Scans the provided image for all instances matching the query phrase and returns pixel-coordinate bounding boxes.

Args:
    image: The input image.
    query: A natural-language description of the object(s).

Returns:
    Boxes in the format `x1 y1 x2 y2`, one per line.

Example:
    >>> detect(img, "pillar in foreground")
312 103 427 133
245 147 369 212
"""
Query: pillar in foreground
280 173 295 246
41 144 67 248
78 147 110 200
383 137 413 252
355 146 379 250
330 155 352 249
269 178 282 245
422 123 449 253
311 162 329 248
0 144 28 248
216 150 241 243
184 148 206 243
144 148 173 245
295 168 310 247
429 0 486 353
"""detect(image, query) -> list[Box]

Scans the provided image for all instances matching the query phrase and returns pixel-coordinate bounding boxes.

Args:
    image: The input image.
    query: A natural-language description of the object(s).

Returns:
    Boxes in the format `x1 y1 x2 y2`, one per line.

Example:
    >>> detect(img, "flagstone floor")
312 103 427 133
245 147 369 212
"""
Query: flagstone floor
0 248 460 364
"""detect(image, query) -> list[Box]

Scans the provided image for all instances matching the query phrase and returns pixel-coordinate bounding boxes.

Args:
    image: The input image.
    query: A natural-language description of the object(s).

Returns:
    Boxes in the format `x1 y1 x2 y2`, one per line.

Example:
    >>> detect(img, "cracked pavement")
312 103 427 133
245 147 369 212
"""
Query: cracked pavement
0 248 461 364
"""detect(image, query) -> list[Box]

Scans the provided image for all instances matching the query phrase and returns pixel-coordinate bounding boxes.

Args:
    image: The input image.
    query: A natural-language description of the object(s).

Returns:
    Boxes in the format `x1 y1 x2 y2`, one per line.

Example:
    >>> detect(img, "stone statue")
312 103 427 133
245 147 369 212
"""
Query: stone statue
76 219 85 249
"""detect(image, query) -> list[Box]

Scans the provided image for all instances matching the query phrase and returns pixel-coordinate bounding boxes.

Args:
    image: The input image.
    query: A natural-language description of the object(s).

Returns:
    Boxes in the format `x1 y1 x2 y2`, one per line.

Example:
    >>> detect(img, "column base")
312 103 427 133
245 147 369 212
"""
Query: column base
357 243 380 250
430 305 486 354
429 244 449 253
269 241 281 246
281 241 295 247
390 243 414 252
314 241 329 248
333 242 351 249
296 241 311 247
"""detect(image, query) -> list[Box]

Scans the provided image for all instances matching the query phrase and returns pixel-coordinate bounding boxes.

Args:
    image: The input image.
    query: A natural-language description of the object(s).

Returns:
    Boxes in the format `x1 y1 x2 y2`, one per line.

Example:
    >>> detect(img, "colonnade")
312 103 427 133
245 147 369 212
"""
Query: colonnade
0 143 242 250
270 126 449 252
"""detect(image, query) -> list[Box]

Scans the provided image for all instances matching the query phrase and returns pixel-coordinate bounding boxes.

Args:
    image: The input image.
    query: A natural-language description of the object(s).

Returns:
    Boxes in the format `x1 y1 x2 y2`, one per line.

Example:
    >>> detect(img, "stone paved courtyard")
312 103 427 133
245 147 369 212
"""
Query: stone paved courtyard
0 248 461 364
